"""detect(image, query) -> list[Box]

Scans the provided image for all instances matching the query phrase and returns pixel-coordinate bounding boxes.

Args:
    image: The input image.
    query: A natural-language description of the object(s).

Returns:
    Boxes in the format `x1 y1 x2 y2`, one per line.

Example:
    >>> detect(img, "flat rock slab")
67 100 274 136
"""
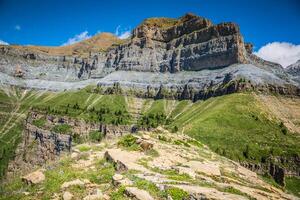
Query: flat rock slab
186 160 221 176
104 149 149 172
173 185 248 200
125 187 154 200
22 170 45 185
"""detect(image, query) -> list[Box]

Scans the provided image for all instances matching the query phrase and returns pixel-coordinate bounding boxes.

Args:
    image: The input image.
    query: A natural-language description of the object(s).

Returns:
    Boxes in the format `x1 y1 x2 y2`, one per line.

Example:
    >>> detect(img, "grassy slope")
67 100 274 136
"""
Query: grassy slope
30 89 131 124
1 88 299 193
0 87 131 179
167 93 300 165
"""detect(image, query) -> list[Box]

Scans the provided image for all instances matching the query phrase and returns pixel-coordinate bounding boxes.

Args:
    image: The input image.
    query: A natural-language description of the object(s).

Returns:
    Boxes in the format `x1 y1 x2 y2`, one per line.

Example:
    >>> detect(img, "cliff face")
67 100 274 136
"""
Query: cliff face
106 13 248 72
0 13 249 80
286 60 300 84
0 13 298 97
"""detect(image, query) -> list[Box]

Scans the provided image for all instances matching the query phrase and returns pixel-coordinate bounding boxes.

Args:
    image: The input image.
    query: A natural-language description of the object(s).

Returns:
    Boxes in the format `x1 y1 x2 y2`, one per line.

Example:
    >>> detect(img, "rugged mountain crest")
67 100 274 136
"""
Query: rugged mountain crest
107 13 248 72
0 13 299 98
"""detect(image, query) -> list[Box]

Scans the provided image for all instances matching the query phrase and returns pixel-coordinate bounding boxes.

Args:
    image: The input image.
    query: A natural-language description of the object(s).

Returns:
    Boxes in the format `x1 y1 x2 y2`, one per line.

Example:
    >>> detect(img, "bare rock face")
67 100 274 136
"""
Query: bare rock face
0 13 298 98
286 60 300 84
0 13 250 83
106 13 248 72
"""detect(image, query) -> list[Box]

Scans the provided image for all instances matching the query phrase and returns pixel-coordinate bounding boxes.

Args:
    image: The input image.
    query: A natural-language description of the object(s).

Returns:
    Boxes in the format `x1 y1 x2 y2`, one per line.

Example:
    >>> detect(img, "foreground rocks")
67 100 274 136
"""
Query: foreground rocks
22 170 45 185
112 174 133 186
3 127 298 199
62 191 73 200
125 187 154 200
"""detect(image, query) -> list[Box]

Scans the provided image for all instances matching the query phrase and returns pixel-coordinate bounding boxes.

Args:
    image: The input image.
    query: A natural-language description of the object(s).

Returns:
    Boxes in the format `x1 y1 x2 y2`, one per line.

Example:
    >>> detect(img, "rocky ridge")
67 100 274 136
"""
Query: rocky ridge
286 60 300 84
0 13 298 98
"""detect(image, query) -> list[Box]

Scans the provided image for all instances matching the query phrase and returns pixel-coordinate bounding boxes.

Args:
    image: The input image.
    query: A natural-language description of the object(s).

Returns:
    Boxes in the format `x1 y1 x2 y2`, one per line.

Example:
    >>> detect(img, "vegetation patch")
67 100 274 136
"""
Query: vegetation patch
285 177 300 197
164 187 189 200
32 118 46 128
77 144 91 152
89 130 104 142
51 124 72 134
145 149 159 157
118 134 141 151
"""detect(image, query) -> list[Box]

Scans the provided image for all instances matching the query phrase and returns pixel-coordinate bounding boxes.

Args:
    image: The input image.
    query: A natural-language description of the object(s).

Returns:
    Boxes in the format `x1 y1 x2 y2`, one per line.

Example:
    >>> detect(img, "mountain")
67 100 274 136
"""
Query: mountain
6 32 122 57
0 13 298 97
286 60 300 84
0 13 300 199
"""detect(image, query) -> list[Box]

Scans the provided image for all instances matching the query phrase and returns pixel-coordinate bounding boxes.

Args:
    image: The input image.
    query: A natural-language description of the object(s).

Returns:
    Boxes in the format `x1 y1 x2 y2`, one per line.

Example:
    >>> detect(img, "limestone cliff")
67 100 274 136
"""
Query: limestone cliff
0 13 298 98
106 13 248 72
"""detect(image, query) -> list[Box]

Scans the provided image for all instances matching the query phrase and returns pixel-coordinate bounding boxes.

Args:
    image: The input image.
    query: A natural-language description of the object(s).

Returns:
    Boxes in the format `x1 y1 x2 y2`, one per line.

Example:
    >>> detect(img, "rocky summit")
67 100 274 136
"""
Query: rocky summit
0 13 300 200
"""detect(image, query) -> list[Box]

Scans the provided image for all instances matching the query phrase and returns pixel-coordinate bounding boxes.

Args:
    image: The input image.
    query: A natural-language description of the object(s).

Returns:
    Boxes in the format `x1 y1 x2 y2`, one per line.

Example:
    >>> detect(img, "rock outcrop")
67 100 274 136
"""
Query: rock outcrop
286 60 300 84
124 187 154 200
22 170 45 185
106 13 248 72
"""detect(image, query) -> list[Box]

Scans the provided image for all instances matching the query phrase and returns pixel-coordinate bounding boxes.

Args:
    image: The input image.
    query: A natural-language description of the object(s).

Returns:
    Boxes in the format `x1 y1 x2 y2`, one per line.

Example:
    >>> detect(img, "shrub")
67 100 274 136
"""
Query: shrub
118 134 141 151
32 118 46 128
165 187 189 200
89 130 103 142
52 124 72 134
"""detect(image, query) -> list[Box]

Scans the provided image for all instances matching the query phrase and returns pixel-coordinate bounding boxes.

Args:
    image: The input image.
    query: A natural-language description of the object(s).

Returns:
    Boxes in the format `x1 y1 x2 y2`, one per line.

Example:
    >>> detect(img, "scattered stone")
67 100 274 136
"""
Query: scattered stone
83 189 103 200
112 173 133 186
142 135 150 140
61 179 85 189
139 140 154 151
22 192 30 196
22 170 45 185
125 187 154 200
51 193 60 200
63 191 73 200
112 173 123 181
102 194 110 200
71 152 78 159
83 179 91 184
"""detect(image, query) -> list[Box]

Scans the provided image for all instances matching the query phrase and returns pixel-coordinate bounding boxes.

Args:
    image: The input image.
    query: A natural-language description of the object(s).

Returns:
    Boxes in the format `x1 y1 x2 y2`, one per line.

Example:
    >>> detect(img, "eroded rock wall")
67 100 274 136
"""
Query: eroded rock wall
106 14 248 72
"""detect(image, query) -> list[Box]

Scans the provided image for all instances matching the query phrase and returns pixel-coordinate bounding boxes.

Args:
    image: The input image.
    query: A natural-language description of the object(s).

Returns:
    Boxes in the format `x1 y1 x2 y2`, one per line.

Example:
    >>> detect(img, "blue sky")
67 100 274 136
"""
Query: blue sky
0 0 300 66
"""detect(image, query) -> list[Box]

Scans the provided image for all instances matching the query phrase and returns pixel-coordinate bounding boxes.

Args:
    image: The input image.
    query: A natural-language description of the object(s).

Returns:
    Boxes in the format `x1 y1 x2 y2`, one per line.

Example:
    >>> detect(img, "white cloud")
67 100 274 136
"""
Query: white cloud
15 25 21 31
118 31 131 39
115 25 131 39
254 42 300 67
61 31 91 46
0 40 9 45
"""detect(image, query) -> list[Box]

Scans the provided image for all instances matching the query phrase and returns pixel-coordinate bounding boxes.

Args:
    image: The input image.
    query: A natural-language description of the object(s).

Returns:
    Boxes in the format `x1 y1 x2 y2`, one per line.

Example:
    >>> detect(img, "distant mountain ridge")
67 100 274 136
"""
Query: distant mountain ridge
0 13 299 98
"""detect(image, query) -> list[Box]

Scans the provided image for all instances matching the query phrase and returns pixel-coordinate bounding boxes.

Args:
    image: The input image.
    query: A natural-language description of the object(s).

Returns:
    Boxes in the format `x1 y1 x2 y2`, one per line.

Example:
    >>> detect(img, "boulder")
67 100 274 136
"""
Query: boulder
139 140 154 151
61 179 85 189
112 173 133 186
112 174 123 181
125 187 154 200
22 170 45 185
63 191 73 200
